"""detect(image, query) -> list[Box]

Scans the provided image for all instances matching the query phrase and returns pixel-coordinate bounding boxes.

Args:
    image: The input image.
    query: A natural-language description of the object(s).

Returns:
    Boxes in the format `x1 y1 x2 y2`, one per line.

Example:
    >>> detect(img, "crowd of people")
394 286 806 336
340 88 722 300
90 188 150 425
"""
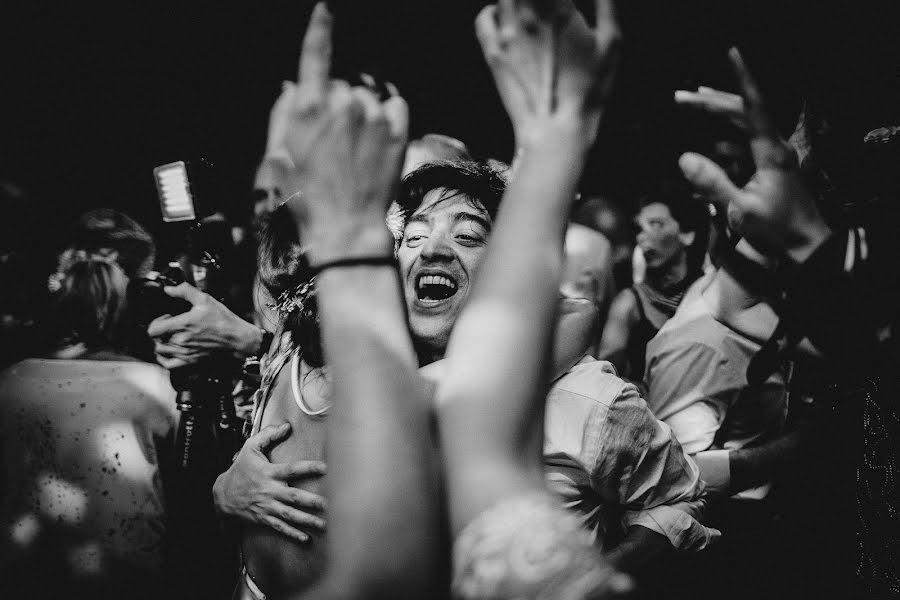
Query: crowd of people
2 1 899 599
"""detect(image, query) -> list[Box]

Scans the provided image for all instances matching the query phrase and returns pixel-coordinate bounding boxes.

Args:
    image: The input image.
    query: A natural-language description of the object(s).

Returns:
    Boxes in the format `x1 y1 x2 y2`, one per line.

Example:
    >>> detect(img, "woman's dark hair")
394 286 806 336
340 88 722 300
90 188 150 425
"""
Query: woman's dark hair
43 209 155 353
257 204 323 368
639 181 711 277
396 159 507 224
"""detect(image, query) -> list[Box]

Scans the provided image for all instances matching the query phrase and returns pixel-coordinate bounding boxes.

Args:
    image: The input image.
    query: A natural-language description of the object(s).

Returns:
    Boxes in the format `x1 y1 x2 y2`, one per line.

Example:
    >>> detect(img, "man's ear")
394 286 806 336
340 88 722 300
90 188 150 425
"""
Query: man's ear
679 230 696 248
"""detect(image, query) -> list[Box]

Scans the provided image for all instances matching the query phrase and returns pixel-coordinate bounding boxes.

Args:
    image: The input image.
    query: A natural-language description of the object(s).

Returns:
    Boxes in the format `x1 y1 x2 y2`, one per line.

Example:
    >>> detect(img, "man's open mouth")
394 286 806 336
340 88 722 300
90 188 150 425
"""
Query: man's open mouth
415 274 458 302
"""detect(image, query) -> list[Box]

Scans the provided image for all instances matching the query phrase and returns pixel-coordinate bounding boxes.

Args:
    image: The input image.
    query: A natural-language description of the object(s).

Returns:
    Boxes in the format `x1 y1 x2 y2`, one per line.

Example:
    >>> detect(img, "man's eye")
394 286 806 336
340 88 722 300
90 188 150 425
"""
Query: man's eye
405 235 426 247
456 234 483 245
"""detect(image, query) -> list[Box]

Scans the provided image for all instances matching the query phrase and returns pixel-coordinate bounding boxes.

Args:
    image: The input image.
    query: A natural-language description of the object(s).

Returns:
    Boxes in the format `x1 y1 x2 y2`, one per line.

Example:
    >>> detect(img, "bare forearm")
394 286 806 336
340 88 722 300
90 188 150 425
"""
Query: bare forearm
442 120 591 452
474 119 590 312
314 250 438 595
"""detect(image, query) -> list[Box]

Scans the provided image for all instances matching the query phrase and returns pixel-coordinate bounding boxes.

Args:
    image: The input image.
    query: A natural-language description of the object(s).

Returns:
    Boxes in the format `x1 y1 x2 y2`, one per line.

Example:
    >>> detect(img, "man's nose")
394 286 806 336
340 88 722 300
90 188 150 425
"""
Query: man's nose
421 231 454 260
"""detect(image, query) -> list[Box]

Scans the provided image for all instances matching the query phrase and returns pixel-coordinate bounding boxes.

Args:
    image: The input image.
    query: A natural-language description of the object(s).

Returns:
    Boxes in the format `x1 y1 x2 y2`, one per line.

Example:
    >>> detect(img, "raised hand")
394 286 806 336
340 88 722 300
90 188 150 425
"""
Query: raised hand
475 0 620 149
268 3 409 265
678 48 830 263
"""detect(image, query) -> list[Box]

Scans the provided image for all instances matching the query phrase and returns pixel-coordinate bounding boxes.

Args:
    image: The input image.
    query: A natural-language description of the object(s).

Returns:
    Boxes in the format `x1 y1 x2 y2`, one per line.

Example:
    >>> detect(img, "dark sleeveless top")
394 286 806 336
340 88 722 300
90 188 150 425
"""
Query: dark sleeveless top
625 274 699 381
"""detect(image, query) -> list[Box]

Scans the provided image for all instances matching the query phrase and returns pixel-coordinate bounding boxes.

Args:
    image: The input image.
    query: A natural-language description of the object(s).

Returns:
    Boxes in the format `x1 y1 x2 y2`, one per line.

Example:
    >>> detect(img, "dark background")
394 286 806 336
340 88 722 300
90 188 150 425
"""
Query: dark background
2 0 898 263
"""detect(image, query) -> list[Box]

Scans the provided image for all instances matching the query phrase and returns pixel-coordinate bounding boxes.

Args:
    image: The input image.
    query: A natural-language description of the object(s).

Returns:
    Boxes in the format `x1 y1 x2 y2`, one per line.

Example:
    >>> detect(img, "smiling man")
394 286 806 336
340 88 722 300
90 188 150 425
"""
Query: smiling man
214 160 717 575
394 160 718 571
395 161 504 365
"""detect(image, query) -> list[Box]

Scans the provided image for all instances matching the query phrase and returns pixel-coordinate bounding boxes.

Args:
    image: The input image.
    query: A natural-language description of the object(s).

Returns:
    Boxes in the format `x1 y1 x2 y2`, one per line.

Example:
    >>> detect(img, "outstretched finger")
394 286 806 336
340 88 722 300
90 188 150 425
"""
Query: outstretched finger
498 0 517 30
382 94 409 141
297 2 334 100
674 89 748 130
678 152 741 213
163 281 205 305
728 47 792 168
674 89 744 114
594 0 619 40
147 311 194 339
475 4 502 61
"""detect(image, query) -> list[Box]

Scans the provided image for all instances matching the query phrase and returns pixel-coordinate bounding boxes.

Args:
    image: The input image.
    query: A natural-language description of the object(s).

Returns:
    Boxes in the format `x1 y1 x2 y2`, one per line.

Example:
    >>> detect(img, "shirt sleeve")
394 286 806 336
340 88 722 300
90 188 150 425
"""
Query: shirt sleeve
589 383 720 551
647 341 744 454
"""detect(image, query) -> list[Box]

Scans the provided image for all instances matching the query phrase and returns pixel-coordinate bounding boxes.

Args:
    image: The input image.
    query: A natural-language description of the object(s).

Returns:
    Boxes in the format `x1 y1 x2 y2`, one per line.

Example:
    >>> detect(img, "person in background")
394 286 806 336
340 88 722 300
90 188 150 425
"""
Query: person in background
598 182 710 382
561 222 616 357
678 46 898 599
0 209 180 599
574 195 635 292
402 132 472 176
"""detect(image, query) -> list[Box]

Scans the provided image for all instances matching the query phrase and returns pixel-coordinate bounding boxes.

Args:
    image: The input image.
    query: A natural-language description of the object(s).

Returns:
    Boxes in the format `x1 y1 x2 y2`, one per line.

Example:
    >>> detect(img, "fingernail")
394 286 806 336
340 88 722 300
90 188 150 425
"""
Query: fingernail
674 90 691 102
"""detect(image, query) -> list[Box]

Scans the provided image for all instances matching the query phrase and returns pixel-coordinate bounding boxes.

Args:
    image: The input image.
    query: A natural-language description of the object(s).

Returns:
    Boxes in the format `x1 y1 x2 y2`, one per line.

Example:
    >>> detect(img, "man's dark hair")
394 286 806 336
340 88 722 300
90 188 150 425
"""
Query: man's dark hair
396 160 507 225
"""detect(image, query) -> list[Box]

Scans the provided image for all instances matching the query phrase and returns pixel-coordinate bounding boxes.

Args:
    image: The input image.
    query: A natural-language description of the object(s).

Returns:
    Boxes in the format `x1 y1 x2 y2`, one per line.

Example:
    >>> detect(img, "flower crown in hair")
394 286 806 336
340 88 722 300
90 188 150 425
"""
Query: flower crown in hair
47 248 120 293
270 277 317 318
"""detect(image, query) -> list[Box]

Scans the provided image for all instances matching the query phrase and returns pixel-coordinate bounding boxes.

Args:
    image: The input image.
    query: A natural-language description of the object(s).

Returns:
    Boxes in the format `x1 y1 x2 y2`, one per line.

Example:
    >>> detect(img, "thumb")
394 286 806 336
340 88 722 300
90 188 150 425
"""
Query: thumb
678 152 741 213
249 422 292 453
163 281 205 305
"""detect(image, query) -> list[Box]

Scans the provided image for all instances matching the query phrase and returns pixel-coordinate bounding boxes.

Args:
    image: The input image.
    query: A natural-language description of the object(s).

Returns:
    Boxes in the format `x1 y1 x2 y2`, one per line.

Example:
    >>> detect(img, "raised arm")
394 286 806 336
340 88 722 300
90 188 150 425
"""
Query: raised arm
270 5 442 598
438 0 620 526
436 1 631 598
677 51 900 370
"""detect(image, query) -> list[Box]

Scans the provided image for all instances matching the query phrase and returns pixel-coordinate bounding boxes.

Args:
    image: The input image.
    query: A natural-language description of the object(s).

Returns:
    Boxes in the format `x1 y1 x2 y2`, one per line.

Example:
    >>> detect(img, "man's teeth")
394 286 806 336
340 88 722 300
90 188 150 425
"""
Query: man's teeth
417 275 456 289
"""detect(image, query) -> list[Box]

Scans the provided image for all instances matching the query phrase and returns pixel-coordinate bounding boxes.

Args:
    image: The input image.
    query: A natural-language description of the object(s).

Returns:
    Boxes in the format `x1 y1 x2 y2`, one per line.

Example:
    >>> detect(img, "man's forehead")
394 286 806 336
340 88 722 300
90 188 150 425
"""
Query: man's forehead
410 187 489 219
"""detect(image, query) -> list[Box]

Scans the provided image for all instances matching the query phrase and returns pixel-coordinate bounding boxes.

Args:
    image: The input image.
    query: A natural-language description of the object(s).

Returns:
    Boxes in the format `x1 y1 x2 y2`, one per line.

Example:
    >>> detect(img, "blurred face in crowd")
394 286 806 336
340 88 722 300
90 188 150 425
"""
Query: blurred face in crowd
253 162 283 218
398 188 492 355
635 202 694 271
